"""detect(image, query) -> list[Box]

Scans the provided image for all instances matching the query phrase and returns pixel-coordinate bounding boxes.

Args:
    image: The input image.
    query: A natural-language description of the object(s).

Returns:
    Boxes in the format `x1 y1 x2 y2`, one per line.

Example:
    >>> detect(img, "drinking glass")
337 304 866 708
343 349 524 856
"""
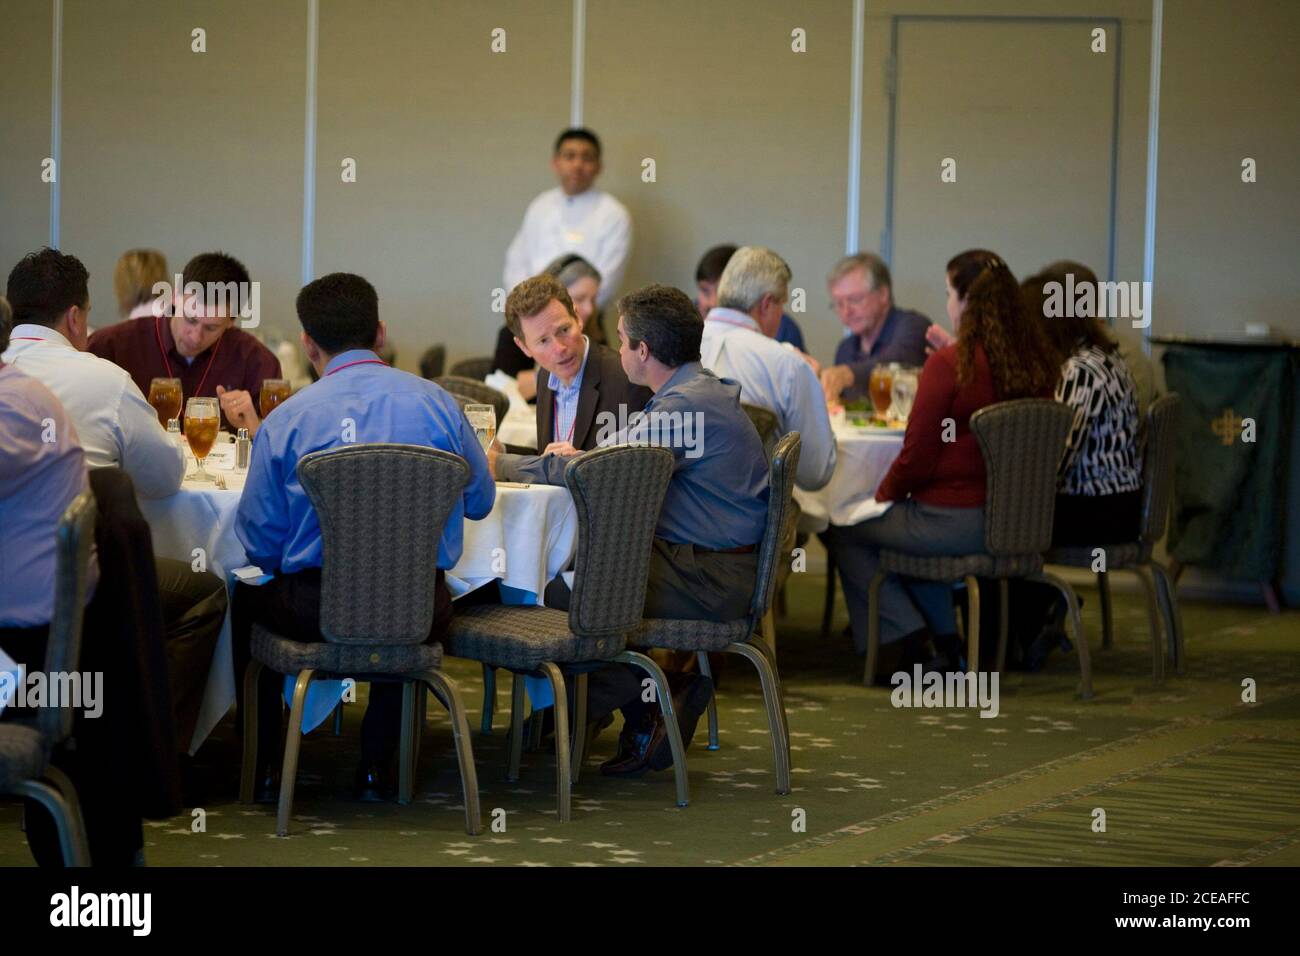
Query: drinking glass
890 369 919 423
147 377 182 428
465 404 497 451
869 365 894 417
184 397 220 482
259 378 291 419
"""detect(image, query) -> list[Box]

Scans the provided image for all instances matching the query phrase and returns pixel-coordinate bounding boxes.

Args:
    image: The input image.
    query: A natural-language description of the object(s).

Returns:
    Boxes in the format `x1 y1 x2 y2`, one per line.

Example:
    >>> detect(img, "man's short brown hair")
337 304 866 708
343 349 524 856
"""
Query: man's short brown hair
504 274 577 338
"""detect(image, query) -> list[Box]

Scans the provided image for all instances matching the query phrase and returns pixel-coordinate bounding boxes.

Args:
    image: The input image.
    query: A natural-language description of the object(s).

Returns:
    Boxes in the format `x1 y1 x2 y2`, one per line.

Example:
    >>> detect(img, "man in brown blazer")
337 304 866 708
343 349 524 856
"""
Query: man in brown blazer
504 274 650 455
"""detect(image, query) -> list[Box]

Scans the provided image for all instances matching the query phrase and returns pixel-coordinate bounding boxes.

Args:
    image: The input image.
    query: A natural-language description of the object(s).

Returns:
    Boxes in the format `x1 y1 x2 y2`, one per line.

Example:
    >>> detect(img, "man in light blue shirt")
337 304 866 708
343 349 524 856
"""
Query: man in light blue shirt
233 272 494 801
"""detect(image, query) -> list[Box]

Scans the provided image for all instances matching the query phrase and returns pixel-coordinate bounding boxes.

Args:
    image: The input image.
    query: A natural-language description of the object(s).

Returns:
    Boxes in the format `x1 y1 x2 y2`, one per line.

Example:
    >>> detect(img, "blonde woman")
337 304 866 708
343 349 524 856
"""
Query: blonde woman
113 248 168 319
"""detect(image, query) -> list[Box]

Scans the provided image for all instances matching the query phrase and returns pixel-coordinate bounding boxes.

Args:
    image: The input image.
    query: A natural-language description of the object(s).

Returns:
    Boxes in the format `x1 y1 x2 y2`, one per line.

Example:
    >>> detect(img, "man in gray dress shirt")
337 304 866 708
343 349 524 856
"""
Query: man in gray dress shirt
490 284 770 774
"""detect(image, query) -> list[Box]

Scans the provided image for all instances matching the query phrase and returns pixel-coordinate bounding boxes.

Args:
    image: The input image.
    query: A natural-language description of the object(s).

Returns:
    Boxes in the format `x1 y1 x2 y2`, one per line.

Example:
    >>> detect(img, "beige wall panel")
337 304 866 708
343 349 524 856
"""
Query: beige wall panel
586 0 853 367
314 0 571 372
61 0 305 335
0 0 52 277
1154 0 1300 338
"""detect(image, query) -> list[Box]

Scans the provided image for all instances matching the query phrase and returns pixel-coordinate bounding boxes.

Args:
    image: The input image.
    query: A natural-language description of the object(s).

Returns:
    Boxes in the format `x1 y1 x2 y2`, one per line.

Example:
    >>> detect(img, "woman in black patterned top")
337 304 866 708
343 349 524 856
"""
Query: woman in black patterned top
1025 261 1143 545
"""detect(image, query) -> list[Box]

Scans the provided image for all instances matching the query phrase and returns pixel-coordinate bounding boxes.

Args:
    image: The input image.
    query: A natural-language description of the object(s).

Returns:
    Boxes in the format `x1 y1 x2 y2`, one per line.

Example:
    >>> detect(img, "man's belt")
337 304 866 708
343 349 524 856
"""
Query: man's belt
693 543 758 555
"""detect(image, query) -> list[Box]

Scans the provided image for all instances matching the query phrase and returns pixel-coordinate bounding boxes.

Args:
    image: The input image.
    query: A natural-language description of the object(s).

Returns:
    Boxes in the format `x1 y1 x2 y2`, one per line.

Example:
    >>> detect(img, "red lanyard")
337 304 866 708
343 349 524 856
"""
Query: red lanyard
326 358 387 376
553 393 577 444
707 315 758 331
155 316 223 398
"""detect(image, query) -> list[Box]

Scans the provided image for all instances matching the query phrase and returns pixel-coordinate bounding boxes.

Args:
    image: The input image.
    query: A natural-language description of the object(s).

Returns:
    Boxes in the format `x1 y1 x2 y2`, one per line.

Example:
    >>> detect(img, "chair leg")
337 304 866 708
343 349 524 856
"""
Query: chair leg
12 777 91 866
963 576 981 673
1152 561 1186 675
996 578 1009 672
696 651 719 750
526 702 545 753
570 672 588 785
750 634 791 756
423 669 482 836
415 683 427 768
821 545 838 640
614 650 689 808
506 673 525 783
725 641 792 795
1033 571 1093 699
1097 570 1114 649
480 663 496 734
331 700 343 736
538 662 571 823
398 682 416 805
1135 565 1167 684
238 660 265 804
276 669 316 837
761 609 778 666
864 570 884 686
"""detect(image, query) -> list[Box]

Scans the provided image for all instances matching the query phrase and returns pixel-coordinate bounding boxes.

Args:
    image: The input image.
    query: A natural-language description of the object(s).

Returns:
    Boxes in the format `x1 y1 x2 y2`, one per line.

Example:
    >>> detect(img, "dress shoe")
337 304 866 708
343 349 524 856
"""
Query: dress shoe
253 765 279 805
648 674 714 772
599 716 654 777
353 762 393 802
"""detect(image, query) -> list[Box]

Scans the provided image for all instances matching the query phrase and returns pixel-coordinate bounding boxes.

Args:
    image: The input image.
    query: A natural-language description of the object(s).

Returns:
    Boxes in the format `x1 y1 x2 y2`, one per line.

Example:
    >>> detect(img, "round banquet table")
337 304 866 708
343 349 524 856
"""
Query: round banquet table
793 425 906 531
141 466 576 753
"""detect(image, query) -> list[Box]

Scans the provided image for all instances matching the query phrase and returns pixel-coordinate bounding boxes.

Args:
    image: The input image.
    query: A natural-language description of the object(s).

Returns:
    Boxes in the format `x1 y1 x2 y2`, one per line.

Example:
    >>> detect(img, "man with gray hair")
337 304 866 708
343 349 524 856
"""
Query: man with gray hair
820 252 936 404
702 246 836 491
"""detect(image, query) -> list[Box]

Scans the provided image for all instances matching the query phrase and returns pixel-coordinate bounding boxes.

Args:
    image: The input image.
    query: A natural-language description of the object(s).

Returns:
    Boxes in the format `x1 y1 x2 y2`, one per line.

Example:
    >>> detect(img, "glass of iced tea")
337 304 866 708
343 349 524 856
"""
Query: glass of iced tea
184 397 220 482
869 365 894 418
259 378 291 419
148 377 182 428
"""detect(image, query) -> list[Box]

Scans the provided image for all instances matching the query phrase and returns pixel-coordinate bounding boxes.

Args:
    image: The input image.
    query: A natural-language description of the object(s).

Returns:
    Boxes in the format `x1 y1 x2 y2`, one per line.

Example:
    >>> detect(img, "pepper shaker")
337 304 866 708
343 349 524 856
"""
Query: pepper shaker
235 427 251 470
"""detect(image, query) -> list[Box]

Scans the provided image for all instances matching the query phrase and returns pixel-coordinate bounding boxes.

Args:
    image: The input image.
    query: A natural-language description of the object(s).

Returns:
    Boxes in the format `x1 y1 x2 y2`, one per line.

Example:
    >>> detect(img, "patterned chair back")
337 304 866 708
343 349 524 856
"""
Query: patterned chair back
298 444 469 645
419 344 446 380
1139 393 1181 550
971 399 1073 557
741 403 781 461
749 432 802 625
449 356 495 381
563 446 674 638
434 375 511 425
39 490 96 742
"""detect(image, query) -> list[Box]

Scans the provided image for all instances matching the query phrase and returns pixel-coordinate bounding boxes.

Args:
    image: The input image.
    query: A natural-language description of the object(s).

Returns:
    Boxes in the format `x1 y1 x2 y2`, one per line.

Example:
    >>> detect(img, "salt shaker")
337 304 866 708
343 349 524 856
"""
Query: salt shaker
235 427 251 470
167 418 183 449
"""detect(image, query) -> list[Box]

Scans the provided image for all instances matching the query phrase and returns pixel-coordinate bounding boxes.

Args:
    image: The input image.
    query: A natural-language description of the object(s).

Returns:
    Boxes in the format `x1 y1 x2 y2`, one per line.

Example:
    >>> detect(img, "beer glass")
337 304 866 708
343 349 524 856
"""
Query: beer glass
465 404 497 451
184 397 220 482
148 377 182 428
259 378 291 419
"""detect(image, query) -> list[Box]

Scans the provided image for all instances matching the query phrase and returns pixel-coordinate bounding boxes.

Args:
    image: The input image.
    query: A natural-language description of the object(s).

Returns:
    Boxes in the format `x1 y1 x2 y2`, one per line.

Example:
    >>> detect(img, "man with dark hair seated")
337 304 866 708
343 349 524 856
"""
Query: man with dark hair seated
233 272 495 801
89 250 281 434
490 284 770 776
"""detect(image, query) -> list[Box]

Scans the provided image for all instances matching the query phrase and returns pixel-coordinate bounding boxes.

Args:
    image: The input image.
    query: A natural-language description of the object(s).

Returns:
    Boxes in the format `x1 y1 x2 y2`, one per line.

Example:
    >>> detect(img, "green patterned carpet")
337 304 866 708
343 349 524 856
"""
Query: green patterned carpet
3 572 1297 867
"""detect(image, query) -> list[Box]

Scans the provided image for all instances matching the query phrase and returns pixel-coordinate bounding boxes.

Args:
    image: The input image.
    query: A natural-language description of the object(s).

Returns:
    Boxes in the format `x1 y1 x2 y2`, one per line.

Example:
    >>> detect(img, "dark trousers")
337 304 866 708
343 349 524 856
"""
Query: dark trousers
1 625 143 867
546 539 757 725
154 558 227 750
231 568 451 770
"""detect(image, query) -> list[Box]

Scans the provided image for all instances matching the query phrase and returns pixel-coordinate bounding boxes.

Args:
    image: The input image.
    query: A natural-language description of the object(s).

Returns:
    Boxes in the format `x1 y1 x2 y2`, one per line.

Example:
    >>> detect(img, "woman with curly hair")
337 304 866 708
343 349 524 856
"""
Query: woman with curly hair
828 250 1059 681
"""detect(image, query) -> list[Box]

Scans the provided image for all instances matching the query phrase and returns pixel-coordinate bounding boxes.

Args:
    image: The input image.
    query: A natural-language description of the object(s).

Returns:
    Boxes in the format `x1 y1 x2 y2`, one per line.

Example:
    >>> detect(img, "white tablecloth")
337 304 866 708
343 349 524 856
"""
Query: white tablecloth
793 425 905 529
485 370 539 450
141 471 577 753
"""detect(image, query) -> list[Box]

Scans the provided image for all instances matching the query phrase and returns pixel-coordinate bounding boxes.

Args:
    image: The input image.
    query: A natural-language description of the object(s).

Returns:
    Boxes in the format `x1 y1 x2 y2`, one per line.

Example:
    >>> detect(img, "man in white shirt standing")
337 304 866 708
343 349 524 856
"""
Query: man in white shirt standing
701 246 837 492
4 248 225 756
504 129 632 318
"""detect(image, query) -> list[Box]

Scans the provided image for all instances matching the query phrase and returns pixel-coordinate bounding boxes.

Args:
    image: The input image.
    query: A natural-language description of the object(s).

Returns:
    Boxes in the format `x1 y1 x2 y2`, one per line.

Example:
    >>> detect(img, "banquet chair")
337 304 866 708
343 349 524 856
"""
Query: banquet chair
238 444 481 837
444 446 680 822
741 402 780 459
449 356 495 381
864 399 1095 698
1 491 95 866
434 375 511 425
419 344 446 380
1046 393 1184 680
626 432 802 794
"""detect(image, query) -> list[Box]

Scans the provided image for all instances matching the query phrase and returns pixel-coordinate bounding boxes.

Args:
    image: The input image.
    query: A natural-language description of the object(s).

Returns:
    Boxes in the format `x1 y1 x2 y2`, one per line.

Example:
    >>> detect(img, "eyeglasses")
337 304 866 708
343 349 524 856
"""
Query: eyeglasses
829 290 872 312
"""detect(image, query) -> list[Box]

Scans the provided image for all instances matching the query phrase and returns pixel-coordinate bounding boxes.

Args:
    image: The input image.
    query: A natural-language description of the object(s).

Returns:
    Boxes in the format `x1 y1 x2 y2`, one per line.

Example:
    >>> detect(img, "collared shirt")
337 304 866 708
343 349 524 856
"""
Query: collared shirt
2 324 184 499
701 308 837 491
88 314 282 431
547 336 591 445
503 186 632 308
833 305 932 400
236 350 496 575
0 364 98 626
500 362 769 550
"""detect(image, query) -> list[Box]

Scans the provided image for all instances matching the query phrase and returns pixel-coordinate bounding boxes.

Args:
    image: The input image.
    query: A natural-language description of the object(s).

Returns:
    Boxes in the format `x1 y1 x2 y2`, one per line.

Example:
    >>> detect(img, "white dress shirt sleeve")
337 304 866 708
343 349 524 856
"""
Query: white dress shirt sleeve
112 375 185 499
783 357 838 492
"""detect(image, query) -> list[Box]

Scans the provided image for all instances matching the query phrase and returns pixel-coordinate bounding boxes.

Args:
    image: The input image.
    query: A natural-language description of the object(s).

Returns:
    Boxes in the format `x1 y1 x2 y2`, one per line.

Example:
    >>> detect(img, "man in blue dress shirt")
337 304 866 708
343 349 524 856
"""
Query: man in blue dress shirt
492 284 770 776
233 273 495 801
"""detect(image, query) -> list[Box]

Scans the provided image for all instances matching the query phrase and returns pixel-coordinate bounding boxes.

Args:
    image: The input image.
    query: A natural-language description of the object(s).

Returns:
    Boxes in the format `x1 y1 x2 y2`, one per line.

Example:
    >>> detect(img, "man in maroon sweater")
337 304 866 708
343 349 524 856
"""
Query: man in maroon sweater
89 251 281 434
